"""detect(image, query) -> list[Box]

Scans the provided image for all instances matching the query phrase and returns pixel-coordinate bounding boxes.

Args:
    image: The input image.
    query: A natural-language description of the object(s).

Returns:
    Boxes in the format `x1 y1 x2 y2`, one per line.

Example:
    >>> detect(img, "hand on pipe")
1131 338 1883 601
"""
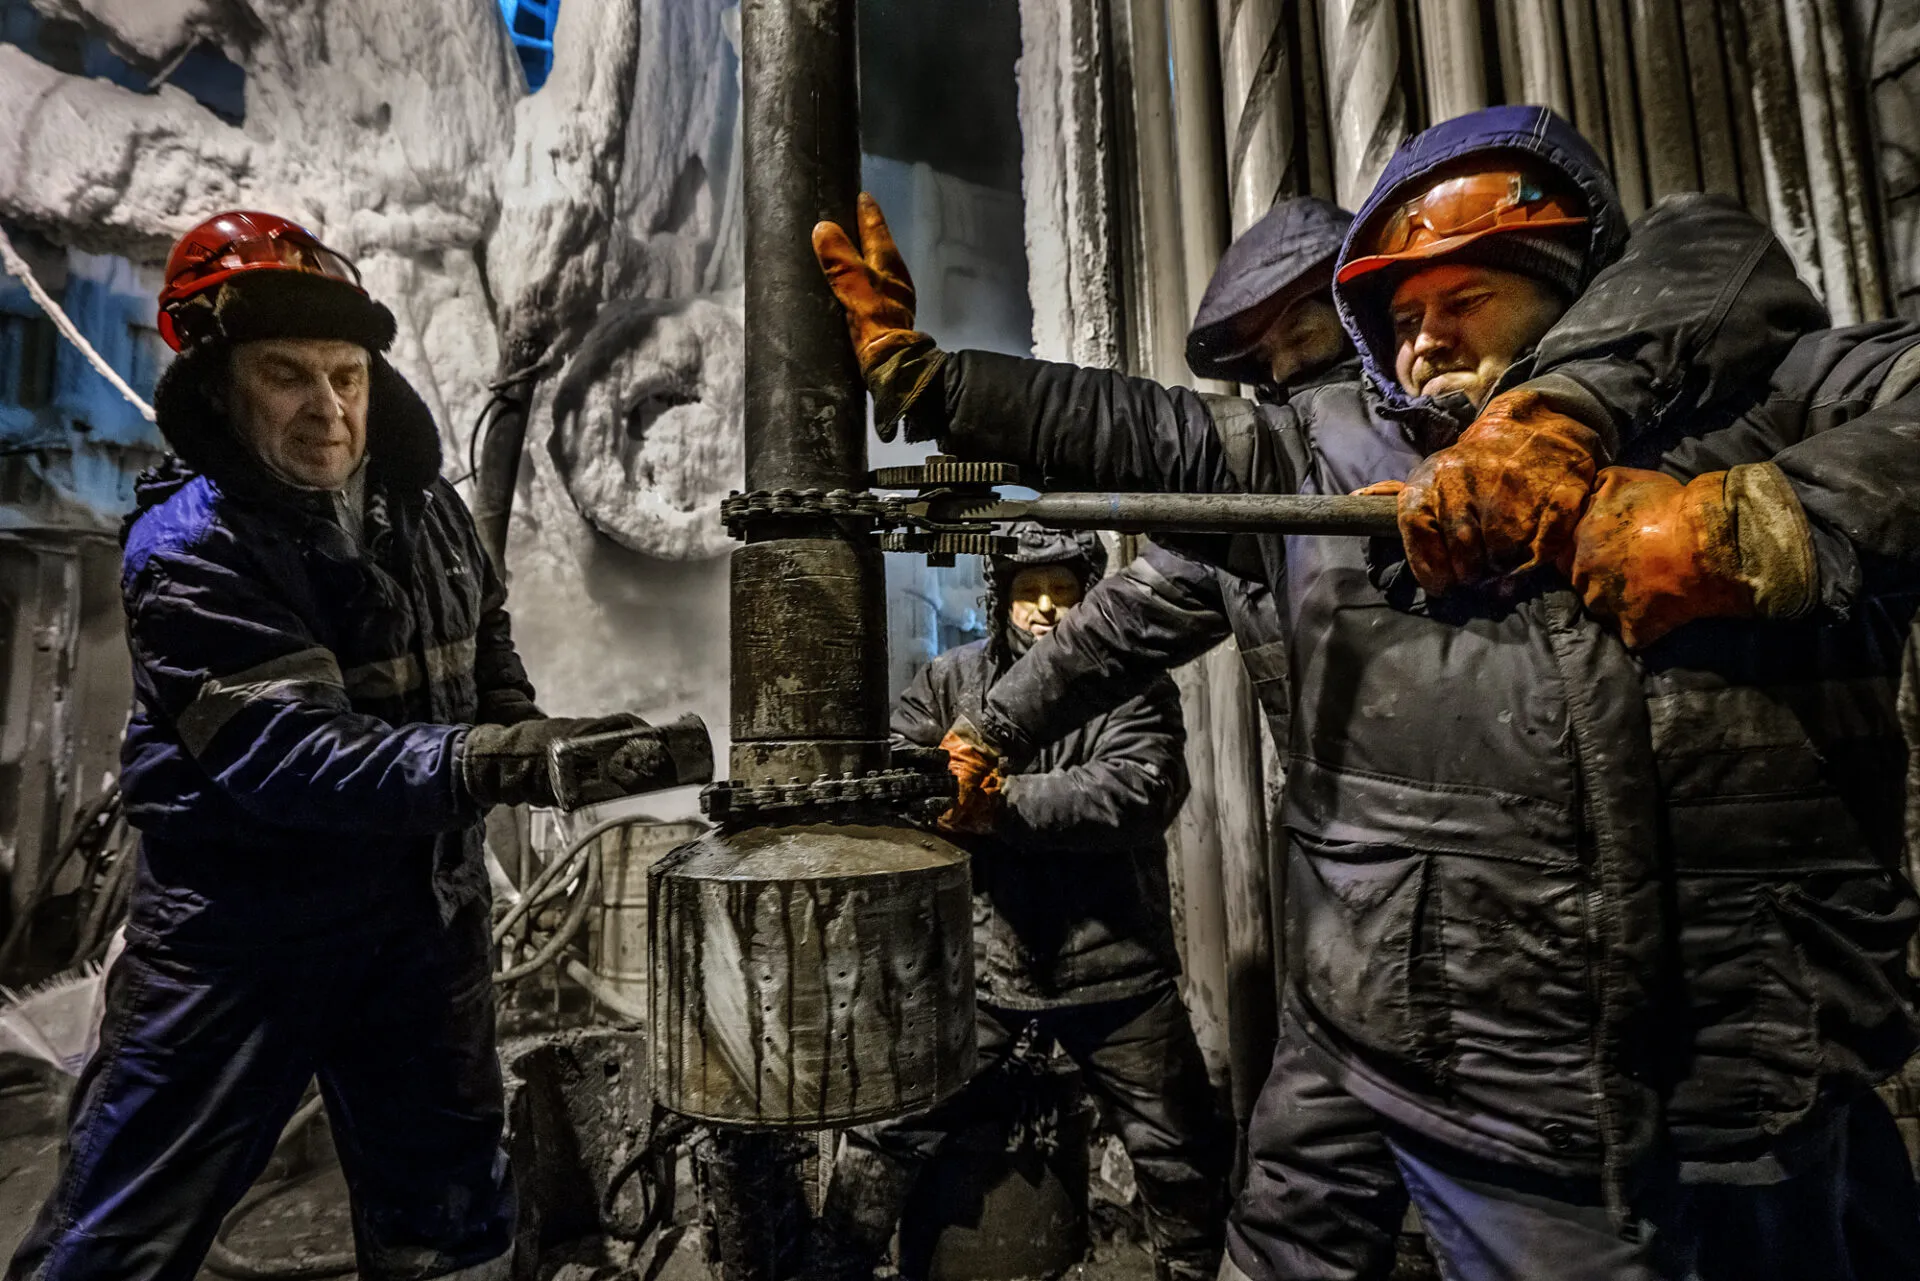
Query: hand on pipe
812 193 948 437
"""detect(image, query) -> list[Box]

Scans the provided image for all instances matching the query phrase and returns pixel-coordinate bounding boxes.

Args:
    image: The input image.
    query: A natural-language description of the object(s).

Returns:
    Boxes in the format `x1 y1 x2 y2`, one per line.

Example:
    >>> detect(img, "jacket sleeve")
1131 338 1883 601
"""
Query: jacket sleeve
1662 321 1920 609
890 657 950 750
978 542 1230 760
995 675 1190 853
922 350 1302 496
1770 385 1920 607
126 545 479 835
1528 192 1829 457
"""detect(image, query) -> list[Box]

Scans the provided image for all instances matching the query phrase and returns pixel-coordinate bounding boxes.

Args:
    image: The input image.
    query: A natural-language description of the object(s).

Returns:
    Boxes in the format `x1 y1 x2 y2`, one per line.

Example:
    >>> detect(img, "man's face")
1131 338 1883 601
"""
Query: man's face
1008 565 1083 638
1389 264 1566 409
228 338 371 490
1261 296 1348 388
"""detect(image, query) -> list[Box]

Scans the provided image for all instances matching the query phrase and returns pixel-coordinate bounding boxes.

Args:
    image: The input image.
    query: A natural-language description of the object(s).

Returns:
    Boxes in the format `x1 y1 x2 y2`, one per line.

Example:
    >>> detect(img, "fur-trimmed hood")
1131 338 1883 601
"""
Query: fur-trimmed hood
1333 106 1628 427
138 343 444 523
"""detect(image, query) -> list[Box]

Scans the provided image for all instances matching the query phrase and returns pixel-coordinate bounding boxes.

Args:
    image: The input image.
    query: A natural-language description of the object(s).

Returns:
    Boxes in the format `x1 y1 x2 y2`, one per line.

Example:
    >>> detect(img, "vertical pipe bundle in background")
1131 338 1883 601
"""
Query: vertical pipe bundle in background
1320 0 1413 206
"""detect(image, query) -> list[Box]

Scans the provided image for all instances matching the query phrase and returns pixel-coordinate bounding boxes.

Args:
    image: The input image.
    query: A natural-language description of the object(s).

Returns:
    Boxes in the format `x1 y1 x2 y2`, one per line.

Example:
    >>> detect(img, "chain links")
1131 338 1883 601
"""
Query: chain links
719 488 911 538
720 487 1013 557
700 766 956 823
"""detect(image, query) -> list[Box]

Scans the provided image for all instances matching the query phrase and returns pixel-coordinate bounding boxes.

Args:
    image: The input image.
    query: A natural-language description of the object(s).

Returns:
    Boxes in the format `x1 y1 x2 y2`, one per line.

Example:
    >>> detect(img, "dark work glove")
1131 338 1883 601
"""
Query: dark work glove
461 713 649 810
477 687 545 726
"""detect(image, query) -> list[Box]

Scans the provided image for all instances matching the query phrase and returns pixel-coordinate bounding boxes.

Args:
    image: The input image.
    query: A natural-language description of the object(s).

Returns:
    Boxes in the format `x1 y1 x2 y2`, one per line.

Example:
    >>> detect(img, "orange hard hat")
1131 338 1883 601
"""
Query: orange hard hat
157 211 368 351
1337 168 1588 286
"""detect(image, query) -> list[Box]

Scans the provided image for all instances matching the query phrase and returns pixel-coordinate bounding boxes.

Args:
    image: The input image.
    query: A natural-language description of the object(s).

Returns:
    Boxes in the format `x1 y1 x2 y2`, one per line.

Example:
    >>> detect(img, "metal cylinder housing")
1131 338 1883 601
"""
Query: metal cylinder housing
650 823 975 1125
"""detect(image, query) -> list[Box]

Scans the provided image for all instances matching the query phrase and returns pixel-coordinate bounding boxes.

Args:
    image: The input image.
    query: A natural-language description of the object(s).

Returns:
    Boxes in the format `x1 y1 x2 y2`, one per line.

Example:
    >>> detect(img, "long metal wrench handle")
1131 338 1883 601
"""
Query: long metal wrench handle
930 492 1402 538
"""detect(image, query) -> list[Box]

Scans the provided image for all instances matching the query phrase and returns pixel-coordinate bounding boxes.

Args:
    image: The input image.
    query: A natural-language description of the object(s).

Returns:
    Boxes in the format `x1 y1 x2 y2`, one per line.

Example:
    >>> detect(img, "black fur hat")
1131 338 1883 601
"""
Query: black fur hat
166 270 399 355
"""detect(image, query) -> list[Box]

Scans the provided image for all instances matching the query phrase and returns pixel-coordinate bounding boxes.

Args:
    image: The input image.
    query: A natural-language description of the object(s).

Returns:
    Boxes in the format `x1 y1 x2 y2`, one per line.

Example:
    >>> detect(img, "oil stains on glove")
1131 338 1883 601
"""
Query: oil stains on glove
1396 386 1605 595
812 193 948 438
1568 463 1818 648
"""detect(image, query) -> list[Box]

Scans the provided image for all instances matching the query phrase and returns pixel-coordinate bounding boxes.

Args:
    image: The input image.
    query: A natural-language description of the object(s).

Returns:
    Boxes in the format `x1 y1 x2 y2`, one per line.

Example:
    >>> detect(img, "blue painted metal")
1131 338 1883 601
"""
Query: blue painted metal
1 241 167 532
496 0 560 90
1 0 245 122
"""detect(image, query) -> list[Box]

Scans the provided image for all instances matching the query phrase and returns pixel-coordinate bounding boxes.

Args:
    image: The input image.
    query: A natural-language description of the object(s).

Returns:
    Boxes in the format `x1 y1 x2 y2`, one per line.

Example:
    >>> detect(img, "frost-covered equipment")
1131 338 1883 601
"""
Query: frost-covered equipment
647 0 975 1128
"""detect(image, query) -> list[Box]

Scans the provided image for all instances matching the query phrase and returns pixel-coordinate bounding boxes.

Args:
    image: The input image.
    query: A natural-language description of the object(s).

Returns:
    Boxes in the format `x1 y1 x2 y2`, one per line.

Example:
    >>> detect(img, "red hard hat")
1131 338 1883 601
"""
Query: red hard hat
156 211 367 351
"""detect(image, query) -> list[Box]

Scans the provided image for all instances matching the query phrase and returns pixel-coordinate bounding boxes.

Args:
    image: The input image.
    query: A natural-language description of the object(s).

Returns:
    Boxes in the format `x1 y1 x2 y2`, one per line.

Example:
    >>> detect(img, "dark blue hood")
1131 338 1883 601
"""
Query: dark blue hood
1333 105 1627 415
1186 196 1354 385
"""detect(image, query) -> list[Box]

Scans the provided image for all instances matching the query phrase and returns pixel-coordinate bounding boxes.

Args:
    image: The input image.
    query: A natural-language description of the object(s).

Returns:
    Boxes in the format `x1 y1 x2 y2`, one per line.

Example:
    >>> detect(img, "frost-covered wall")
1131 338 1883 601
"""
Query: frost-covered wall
0 0 747 755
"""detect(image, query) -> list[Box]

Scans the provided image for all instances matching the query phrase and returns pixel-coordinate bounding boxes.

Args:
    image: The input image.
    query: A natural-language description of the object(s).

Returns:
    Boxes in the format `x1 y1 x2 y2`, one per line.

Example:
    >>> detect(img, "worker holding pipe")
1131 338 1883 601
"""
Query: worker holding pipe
813 522 1228 1281
7 212 685 1281
816 105 1920 1278
947 194 1356 1172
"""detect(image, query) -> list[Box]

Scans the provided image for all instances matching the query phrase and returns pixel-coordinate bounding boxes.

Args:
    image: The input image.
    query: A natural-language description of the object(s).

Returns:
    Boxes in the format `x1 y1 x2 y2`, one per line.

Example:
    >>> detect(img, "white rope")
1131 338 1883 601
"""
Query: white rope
0 222 156 423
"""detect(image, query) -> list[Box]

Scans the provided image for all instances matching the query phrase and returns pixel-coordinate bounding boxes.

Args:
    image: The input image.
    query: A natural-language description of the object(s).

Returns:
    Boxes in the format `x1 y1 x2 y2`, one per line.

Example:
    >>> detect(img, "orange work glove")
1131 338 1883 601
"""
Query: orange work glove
1395 387 1605 595
811 193 946 435
1567 463 1819 649
936 717 1008 835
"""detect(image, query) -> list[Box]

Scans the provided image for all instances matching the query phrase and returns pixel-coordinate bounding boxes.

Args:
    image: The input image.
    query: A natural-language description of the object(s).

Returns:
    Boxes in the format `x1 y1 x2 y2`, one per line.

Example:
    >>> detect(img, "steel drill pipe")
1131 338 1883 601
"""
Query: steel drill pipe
650 0 975 1131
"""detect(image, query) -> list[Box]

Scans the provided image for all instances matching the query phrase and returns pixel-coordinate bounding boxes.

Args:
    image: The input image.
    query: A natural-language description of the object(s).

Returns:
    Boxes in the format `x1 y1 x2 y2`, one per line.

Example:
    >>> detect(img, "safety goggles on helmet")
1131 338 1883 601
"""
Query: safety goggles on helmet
1337 169 1587 285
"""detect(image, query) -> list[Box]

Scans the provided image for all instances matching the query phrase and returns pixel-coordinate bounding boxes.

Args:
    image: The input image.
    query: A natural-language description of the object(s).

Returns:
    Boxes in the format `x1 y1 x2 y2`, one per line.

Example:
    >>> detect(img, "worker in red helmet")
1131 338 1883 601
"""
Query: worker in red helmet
6 212 650 1281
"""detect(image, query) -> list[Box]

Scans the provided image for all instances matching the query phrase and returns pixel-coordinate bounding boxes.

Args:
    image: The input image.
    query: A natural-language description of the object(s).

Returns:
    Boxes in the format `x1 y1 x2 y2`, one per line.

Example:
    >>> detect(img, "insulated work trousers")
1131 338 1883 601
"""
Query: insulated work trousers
7 898 515 1281
817 985 1231 1281
1229 1012 1920 1281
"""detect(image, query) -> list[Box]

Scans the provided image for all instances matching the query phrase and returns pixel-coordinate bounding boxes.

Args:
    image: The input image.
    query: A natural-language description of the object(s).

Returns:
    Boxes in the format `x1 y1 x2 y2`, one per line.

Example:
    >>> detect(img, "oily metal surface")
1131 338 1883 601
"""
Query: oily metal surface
729 539 888 782
741 0 863 494
649 823 975 1126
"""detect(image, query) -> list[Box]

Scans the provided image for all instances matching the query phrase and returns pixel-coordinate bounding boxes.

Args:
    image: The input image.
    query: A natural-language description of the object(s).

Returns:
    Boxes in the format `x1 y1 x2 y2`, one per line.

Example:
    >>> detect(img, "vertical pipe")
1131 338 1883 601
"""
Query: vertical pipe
1739 0 1825 293
1629 0 1703 200
1168 661 1232 1080
1503 0 1574 117
1171 0 1273 1153
1717 0 1775 220
741 1 862 494
733 0 887 785
1812 0 1888 317
1559 0 1612 163
1111 0 1192 381
1296 0 1338 201
1208 643 1278 1140
1320 0 1411 208
1678 0 1741 197
1781 0 1862 320
1018 0 1126 367
1169 0 1233 337
1417 0 1490 123
1592 0 1649 216
1217 0 1302 235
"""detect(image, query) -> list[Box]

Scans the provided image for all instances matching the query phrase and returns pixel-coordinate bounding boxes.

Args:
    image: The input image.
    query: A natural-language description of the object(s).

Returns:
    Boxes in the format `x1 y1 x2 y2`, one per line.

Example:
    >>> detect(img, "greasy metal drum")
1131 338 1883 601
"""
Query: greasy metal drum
649 821 975 1126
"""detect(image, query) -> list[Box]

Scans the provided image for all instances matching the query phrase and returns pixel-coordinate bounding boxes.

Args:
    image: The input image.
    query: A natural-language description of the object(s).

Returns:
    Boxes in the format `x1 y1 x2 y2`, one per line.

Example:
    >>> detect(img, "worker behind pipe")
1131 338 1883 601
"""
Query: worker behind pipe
809 524 1229 1281
944 195 1353 1151
949 196 1356 799
814 106 1920 1279
7 212 663 1281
